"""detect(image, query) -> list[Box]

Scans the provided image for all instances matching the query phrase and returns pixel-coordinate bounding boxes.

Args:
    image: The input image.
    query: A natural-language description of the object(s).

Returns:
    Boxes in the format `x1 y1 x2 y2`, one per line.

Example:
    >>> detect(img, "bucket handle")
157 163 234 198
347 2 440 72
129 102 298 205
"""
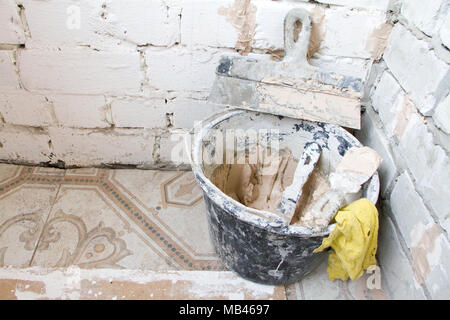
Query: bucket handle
283 8 313 67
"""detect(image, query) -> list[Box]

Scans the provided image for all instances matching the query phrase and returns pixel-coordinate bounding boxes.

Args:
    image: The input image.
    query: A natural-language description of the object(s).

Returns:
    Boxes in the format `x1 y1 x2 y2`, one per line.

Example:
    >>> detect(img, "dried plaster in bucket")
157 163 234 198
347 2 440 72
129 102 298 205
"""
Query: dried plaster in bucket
210 144 357 227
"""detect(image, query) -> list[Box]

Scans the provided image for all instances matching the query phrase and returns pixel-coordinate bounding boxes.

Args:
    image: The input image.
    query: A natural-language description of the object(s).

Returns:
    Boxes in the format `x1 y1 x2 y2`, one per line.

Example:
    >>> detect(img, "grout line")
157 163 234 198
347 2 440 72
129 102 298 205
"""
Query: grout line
28 170 66 267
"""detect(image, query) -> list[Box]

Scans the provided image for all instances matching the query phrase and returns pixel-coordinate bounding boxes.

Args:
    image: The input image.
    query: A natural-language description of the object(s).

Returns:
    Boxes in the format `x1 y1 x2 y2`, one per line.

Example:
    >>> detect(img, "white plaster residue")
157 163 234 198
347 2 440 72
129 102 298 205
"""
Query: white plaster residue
0 267 278 300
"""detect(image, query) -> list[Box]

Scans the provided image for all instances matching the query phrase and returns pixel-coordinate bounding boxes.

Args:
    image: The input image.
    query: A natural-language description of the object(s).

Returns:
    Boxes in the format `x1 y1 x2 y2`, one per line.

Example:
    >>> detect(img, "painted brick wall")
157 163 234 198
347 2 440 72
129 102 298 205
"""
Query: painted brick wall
355 0 450 299
0 0 449 299
0 0 389 167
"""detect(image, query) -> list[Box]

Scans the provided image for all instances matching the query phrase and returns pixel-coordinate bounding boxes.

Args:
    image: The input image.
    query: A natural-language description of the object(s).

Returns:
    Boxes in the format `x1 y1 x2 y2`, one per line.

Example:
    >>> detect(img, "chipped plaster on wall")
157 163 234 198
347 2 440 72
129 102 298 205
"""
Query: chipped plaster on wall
218 0 257 55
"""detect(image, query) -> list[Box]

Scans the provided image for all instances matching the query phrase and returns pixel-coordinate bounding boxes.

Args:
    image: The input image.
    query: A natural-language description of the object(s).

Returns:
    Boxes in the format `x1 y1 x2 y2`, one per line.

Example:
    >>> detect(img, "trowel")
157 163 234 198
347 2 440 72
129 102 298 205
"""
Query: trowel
209 8 364 129
276 142 322 225
301 146 382 231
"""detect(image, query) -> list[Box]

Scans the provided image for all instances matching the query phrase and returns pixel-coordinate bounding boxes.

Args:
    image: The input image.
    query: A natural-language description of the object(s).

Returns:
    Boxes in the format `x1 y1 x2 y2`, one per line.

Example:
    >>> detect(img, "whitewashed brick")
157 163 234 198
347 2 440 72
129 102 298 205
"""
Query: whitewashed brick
48 127 155 166
356 107 398 195
18 48 142 95
50 95 110 128
157 130 191 166
315 0 392 11
0 90 54 127
371 71 402 113
145 47 230 94
384 24 450 115
111 97 226 129
21 0 98 48
166 99 226 129
0 51 20 91
377 214 427 299
24 0 181 48
0 0 26 44
0 125 51 163
320 7 387 58
180 0 237 48
440 10 450 48
401 0 445 36
433 94 450 134
423 233 450 299
111 98 167 128
390 172 434 248
103 0 181 46
399 114 450 228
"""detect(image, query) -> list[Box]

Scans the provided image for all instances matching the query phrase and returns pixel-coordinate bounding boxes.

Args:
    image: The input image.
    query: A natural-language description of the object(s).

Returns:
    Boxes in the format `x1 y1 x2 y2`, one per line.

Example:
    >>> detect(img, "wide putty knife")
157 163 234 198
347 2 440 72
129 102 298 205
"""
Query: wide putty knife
209 8 364 129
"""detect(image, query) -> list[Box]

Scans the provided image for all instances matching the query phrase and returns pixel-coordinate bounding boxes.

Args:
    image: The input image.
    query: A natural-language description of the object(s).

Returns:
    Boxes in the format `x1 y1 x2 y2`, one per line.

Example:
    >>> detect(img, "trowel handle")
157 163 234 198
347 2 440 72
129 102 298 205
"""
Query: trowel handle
284 8 312 67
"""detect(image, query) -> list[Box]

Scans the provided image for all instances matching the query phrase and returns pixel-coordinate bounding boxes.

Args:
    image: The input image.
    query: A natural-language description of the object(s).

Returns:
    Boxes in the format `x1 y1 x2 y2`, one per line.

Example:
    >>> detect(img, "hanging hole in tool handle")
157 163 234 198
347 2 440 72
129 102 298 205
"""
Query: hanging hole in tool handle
284 8 313 68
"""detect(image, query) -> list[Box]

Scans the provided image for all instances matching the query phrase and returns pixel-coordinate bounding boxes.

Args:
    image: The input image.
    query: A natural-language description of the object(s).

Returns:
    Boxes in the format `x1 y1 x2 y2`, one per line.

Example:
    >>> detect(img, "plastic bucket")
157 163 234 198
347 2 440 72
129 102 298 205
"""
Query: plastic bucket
190 109 379 285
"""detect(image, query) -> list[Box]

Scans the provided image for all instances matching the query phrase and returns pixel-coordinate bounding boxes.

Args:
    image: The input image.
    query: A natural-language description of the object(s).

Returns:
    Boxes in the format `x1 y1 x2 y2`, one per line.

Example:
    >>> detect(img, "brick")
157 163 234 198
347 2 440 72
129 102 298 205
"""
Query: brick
0 125 51 163
401 0 445 36
399 115 450 229
356 107 398 196
408 221 450 299
102 0 181 46
0 90 54 127
23 0 179 48
0 51 20 91
111 98 167 129
440 10 450 49
111 97 226 130
384 24 450 115
157 130 191 166
423 233 450 299
49 95 110 128
370 71 403 134
320 7 388 59
315 0 392 11
145 47 230 94
21 0 98 48
48 127 155 166
180 0 237 48
0 0 26 44
390 172 434 248
18 48 142 95
433 94 450 134
377 214 427 299
166 99 226 129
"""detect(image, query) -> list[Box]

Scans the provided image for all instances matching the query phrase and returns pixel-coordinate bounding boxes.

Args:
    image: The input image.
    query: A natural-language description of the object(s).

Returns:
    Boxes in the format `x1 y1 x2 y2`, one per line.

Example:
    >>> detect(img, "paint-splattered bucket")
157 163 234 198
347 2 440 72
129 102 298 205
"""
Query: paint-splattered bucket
190 109 379 285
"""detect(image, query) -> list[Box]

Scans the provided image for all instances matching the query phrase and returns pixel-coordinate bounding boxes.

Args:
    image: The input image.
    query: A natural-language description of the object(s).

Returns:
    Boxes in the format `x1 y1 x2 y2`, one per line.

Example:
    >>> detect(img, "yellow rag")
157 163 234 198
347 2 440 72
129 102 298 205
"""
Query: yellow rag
313 198 379 281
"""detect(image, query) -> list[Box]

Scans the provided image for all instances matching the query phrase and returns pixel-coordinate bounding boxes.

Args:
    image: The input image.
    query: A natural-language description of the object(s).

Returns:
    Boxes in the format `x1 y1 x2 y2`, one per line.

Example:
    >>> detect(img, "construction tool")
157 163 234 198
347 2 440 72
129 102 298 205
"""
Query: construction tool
209 8 364 129
276 142 322 225
301 146 382 231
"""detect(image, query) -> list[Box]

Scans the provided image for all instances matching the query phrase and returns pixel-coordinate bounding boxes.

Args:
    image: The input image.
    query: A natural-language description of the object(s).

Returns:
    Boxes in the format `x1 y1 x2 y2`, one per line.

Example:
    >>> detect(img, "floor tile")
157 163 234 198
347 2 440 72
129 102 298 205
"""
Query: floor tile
30 168 222 271
0 165 60 267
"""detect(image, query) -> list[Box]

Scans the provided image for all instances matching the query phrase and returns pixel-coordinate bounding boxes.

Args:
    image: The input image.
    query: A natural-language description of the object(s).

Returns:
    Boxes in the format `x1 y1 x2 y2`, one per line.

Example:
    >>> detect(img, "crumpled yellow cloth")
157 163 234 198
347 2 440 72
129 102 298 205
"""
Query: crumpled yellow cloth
313 198 379 281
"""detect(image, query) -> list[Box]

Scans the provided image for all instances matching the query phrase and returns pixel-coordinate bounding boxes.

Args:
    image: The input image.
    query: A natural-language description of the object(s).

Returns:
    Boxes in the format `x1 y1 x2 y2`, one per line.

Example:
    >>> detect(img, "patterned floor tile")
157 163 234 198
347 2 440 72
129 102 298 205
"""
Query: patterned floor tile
0 165 60 267
0 267 286 300
27 168 222 271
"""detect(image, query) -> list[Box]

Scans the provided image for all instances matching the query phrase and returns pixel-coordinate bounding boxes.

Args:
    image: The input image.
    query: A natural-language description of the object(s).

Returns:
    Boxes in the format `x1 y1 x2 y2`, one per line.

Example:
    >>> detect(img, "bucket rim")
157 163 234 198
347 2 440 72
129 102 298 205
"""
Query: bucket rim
188 108 380 237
